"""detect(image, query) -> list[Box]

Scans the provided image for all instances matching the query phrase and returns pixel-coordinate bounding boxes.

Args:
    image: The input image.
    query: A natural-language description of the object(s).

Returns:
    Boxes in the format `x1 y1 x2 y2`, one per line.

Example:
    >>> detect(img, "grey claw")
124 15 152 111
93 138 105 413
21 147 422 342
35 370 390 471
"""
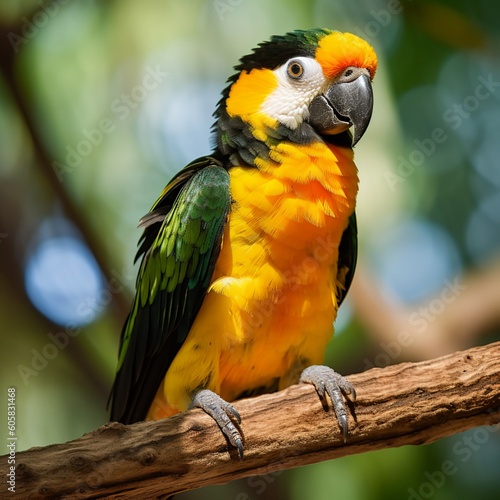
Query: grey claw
235 438 244 460
226 404 242 425
339 414 348 443
300 365 355 441
190 389 244 457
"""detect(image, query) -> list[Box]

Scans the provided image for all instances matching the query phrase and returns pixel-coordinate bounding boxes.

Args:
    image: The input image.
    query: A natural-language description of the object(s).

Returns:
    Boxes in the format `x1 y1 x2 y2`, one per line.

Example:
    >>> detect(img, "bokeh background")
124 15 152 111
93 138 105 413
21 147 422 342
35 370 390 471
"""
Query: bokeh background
1 1 499 499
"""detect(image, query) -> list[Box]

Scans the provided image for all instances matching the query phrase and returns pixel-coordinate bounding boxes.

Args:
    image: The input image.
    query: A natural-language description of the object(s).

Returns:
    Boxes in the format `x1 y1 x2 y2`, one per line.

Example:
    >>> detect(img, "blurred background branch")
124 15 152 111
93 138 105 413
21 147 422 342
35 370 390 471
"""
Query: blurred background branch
0 1 129 404
350 260 500 362
0 0 130 321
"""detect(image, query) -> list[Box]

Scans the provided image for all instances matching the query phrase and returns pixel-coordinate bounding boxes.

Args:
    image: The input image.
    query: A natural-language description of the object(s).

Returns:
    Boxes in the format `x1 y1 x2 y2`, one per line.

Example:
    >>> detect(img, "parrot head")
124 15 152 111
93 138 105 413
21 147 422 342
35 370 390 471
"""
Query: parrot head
215 29 377 160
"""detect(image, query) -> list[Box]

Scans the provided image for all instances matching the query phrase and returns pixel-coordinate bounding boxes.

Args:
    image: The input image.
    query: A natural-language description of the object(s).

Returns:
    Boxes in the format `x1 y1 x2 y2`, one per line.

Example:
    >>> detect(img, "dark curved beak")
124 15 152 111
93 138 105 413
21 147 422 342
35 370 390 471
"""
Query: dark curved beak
308 72 373 146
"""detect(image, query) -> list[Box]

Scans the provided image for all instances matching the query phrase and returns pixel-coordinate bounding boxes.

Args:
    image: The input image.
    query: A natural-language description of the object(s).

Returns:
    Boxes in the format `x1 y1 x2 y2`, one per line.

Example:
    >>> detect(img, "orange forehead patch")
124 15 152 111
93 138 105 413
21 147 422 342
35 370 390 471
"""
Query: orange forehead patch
316 32 378 80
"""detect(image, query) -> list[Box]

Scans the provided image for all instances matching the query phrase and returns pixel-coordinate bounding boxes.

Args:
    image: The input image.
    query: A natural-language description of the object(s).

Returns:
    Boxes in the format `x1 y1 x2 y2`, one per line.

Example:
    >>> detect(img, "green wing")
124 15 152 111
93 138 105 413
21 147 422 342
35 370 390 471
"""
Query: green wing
109 158 231 423
335 212 358 307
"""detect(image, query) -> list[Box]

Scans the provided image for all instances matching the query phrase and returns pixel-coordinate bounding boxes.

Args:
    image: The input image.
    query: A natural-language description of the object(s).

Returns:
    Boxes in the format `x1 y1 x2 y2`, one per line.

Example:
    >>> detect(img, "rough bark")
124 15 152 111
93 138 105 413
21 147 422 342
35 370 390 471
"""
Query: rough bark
2 342 500 499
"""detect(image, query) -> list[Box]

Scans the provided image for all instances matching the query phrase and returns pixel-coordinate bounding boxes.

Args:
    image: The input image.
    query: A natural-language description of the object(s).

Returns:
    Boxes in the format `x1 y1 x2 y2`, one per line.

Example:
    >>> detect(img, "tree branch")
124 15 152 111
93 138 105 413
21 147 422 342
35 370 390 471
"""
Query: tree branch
3 342 500 499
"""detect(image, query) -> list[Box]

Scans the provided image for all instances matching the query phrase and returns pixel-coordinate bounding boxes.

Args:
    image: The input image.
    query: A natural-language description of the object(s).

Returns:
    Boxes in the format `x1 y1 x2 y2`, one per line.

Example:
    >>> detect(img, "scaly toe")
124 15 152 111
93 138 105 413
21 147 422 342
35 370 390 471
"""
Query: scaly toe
300 365 355 441
190 389 245 458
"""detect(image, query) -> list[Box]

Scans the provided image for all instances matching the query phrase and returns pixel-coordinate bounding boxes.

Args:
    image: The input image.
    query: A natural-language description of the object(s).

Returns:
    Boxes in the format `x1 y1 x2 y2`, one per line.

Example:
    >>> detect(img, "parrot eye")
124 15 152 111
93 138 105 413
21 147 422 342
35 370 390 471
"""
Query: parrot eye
287 60 304 79
264 56 326 129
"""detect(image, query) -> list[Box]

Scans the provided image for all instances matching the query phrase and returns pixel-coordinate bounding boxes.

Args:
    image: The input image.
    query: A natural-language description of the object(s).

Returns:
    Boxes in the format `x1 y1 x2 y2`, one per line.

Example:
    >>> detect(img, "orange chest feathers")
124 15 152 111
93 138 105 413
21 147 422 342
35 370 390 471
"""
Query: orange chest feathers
208 142 359 397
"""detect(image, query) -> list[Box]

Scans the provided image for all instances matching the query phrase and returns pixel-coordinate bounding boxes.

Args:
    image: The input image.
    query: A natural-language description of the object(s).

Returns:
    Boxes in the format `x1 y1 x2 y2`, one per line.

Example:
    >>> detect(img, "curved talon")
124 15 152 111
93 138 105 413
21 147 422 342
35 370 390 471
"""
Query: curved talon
190 389 244 458
300 365 355 442
337 414 348 441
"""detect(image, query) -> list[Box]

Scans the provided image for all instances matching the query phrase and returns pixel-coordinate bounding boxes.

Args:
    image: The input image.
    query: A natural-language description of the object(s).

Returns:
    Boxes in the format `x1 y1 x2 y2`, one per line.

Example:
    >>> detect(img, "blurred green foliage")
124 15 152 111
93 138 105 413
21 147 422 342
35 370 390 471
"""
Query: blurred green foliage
1 1 499 499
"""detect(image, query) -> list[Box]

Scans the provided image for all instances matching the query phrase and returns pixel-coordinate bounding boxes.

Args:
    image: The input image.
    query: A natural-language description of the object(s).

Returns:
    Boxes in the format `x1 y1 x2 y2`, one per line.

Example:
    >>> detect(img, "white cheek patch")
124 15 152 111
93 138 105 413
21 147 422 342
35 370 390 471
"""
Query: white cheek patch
260 57 326 130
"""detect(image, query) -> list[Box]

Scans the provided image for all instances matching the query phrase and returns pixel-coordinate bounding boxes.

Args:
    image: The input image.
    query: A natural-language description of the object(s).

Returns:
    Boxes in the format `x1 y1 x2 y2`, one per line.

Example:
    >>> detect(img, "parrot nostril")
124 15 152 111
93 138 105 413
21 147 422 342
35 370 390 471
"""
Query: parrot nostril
337 67 369 84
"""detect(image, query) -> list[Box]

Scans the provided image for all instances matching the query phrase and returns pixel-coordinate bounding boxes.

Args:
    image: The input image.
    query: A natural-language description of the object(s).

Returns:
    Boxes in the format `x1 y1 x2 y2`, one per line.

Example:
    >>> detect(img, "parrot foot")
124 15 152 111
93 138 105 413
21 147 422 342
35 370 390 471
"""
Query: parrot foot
299 365 356 442
190 389 244 459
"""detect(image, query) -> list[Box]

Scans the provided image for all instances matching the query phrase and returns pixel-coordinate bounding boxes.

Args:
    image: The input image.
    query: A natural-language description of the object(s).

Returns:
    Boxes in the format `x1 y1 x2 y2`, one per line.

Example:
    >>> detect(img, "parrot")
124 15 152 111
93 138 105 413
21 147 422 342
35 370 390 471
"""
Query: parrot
109 28 377 458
